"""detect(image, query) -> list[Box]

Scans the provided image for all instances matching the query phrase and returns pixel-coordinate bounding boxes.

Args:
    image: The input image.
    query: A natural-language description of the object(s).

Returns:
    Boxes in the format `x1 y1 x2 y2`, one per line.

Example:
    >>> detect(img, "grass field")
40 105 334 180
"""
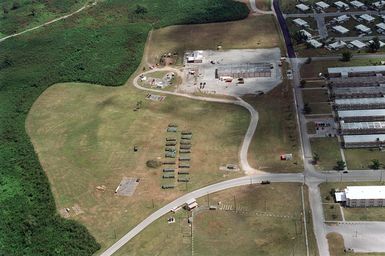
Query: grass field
302 89 329 103
147 15 282 65
327 232 385 256
27 82 249 251
245 80 303 173
344 149 385 170
310 138 342 170
0 0 250 253
114 183 319 256
320 182 385 221
0 0 87 36
308 103 332 115
323 203 343 221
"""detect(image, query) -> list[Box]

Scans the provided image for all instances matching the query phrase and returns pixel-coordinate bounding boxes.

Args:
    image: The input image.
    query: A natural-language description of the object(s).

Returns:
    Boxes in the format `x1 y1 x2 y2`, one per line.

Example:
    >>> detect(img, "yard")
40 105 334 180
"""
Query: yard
344 149 385 170
310 138 342 170
26 83 250 251
245 80 303 173
302 89 330 103
146 15 283 65
114 183 319 256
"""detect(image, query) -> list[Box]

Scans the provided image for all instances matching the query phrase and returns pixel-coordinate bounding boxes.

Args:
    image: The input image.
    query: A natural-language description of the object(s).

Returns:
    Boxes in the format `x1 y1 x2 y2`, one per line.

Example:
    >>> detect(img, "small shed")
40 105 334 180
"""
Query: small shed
296 3 310 11
349 40 366 49
332 25 349 34
316 1 330 9
360 14 375 23
293 18 309 28
355 24 371 34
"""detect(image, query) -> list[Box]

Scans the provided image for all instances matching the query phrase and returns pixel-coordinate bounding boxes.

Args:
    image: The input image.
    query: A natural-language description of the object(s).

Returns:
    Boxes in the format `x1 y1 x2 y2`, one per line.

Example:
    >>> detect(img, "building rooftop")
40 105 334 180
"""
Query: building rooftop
296 3 310 11
340 121 385 130
335 14 350 22
338 109 385 118
293 18 308 27
316 1 330 9
333 86 385 95
328 65 385 74
335 1 349 9
360 14 375 22
356 24 371 33
350 40 366 49
345 186 385 200
350 0 365 8
335 97 385 106
333 25 349 34
343 134 385 143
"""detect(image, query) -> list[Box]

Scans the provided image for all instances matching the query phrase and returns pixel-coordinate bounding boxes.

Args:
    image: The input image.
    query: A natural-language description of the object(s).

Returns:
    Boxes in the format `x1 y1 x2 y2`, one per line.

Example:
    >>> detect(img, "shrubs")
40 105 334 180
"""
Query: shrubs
146 160 162 168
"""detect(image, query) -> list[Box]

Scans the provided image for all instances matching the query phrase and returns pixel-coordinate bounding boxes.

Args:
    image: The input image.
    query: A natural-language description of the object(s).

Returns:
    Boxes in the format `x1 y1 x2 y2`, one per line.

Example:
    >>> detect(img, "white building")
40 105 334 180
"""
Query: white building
296 3 310 12
376 22 385 32
300 29 312 39
373 1 385 9
307 39 322 48
333 25 349 34
360 14 375 23
186 50 203 63
316 1 330 9
336 186 385 207
356 24 372 34
350 0 365 9
343 134 385 148
349 40 366 49
334 14 350 24
293 18 309 28
334 1 350 10
327 40 346 50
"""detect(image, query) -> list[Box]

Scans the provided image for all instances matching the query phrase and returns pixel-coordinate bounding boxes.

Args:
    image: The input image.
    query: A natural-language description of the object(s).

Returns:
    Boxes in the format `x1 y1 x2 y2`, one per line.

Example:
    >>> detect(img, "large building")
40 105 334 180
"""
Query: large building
328 66 385 78
335 186 385 207
335 98 385 110
338 109 385 122
215 63 272 79
342 134 385 148
340 121 385 134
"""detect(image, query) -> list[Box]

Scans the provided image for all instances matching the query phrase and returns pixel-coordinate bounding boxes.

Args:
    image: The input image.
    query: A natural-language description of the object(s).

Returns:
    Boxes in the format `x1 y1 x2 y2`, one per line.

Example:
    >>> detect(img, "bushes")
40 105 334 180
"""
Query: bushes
0 0 249 253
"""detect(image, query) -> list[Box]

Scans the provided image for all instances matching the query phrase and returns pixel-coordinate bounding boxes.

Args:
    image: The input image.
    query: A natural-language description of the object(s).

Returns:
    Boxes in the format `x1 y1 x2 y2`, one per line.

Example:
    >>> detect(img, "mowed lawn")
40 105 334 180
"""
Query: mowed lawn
310 138 342 170
26 83 249 251
246 81 303 173
147 15 283 65
114 183 319 256
344 149 385 170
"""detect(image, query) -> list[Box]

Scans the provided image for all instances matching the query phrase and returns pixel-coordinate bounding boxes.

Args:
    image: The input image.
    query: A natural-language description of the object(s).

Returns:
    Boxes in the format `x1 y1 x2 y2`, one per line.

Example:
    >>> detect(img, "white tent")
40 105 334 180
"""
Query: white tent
307 39 322 48
293 18 309 27
350 0 365 9
360 14 375 23
333 25 349 34
316 1 330 9
335 1 350 10
356 24 371 34
349 40 366 49
296 3 310 11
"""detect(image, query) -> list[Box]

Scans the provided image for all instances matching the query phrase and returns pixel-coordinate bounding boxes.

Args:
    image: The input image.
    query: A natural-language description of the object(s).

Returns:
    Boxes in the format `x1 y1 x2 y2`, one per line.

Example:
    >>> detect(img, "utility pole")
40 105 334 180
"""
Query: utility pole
207 193 210 208
234 195 237 212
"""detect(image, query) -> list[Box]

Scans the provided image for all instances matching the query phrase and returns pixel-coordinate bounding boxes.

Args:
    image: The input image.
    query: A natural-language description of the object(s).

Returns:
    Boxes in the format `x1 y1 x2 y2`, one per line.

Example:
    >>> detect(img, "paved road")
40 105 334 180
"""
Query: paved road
0 1 97 43
101 173 304 256
273 0 296 58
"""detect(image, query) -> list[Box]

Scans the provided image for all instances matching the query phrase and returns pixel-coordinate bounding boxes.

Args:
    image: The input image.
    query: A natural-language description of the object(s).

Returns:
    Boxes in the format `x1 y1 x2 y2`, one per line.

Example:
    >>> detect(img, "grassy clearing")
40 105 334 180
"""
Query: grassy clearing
302 89 329 103
115 183 319 256
320 182 385 222
0 0 87 36
304 80 327 88
344 149 385 170
245 81 303 173
147 15 282 65
308 103 332 115
307 122 317 134
27 83 249 251
310 138 342 170
323 203 343 221
0 0 249 253
301 59 385 79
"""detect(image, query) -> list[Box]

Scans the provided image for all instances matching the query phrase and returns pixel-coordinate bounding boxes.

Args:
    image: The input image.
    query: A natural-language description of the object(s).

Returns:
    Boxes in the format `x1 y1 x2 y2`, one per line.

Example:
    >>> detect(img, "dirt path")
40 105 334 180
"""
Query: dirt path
0 1 98 43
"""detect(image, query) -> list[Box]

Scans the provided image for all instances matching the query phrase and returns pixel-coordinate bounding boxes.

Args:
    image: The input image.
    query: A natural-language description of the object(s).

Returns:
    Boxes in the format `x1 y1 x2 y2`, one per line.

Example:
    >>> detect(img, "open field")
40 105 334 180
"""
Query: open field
245 80 303 173
310 138 342 170
327 232 385 256
302 89 329 103
308 103 332 115
323 203 343 221
114 183 319 256
0 0 87 36
344 149 385 170
147 15 282 65
301 59 385 79
27 82 249 251
0 0 250 253
320 182 385 221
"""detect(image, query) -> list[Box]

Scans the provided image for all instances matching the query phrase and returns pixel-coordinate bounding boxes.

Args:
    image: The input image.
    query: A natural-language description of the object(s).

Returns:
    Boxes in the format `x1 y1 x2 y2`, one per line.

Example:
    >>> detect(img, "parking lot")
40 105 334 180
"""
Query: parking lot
180 48 282 97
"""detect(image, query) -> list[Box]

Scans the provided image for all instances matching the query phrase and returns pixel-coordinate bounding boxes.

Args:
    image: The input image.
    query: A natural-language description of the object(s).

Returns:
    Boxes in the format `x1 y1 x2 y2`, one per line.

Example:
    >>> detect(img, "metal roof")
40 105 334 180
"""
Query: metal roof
340 121 385 130
338 109 385 117
333 86 385 94
335 97 385 106
345 186 385 200
329 66 385 74
343 134 385 143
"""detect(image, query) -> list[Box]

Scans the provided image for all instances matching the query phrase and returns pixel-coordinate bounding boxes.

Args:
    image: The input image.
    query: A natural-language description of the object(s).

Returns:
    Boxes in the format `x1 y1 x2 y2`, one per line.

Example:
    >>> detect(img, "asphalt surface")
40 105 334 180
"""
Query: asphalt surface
273 0 296 58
